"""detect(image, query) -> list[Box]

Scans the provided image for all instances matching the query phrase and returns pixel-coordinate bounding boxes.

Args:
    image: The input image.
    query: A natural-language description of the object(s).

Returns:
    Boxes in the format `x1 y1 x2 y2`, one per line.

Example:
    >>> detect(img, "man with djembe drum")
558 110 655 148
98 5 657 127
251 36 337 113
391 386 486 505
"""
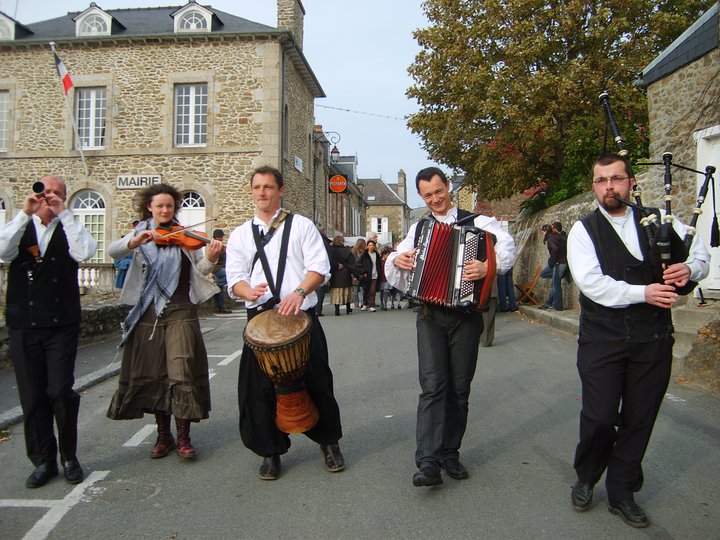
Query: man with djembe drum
226 165 344 480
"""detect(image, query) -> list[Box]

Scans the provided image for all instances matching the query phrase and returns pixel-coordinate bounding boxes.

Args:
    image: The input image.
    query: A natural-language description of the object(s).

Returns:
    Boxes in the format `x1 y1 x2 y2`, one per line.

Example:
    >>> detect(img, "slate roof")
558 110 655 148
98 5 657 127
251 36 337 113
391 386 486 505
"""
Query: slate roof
8 5 276 42
0 3 324 97
358 178 407 207
637 2 719 87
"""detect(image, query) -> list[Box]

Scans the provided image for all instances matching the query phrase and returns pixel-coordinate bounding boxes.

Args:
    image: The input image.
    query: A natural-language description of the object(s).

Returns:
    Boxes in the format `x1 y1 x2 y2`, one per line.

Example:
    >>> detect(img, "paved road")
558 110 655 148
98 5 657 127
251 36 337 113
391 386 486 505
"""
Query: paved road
1 306 718 539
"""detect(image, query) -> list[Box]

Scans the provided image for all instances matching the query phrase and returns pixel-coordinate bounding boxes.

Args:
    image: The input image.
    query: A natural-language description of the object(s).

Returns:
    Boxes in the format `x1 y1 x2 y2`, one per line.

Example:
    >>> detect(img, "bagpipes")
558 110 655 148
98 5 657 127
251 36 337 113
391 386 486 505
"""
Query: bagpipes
599 91 719 295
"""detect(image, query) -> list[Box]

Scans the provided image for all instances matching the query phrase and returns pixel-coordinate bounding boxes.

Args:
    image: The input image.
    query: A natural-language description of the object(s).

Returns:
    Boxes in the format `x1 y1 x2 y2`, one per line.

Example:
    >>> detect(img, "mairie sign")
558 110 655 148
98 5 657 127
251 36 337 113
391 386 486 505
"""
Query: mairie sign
116 175 161 189
329 174 348 193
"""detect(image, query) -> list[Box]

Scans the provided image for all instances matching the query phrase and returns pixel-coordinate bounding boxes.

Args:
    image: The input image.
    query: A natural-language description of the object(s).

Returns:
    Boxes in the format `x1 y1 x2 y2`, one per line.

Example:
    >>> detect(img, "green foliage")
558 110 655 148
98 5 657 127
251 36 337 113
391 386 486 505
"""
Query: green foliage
408 0 713 207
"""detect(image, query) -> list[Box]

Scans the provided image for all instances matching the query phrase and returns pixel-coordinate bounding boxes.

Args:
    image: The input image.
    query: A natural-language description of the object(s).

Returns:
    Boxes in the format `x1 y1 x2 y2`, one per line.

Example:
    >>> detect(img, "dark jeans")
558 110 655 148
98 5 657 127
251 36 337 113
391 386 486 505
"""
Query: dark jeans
497 269 517 311
544 263 567 310
363 279 377 307
415 305 483 469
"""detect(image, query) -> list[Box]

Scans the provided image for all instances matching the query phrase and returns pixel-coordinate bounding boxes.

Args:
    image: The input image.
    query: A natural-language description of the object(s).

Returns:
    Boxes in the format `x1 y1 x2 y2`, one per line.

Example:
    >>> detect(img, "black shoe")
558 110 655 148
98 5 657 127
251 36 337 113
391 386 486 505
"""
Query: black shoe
412 465 443 487
63 459 84 485
259 455 281 480
25 462 59 488
571 481 593 512
320 443 345 472
608 500 649 528
442 458 469 480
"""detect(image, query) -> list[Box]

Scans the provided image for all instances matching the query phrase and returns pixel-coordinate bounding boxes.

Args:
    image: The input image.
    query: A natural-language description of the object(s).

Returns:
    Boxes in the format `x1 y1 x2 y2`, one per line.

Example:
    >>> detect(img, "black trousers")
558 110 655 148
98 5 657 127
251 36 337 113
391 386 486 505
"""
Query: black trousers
238 309 343 457
573 336 673 502
9 325 81 466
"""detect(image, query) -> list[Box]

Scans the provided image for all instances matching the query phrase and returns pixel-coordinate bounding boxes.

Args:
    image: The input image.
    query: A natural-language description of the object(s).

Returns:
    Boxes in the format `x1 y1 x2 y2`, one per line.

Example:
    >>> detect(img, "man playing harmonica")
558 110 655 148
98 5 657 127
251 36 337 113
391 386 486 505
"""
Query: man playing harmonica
567 153 710 527
385 167 515 487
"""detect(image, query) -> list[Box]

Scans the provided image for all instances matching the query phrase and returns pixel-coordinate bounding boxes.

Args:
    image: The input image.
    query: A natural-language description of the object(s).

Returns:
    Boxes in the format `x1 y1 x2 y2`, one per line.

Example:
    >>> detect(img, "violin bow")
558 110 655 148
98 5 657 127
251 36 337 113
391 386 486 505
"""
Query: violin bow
155 217 217 239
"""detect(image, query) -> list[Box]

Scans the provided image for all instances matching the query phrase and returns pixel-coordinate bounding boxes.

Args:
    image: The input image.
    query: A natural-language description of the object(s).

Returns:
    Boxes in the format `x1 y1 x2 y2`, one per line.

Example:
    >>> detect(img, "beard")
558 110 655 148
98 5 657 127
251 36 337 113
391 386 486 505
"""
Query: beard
598 191 627 214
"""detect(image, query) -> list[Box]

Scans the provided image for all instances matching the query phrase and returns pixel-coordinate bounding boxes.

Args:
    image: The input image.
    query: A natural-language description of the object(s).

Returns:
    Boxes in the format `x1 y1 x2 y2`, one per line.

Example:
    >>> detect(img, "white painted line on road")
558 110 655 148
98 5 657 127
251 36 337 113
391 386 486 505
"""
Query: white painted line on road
0 470 110 540
209 368 217 380
207 355 226 358
217 349 242 366
122 424 155 447
665 393 686 403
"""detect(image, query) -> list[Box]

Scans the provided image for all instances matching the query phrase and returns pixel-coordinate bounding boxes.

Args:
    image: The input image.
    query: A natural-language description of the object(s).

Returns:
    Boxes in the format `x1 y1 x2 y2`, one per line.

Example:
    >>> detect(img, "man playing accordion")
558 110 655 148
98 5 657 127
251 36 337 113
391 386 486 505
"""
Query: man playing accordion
385 167 515 487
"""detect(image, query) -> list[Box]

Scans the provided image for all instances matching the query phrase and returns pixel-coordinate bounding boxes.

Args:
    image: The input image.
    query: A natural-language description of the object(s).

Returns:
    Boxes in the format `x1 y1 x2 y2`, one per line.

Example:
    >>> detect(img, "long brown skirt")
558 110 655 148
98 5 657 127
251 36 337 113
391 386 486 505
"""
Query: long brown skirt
330 286 353 305
107 301 211 421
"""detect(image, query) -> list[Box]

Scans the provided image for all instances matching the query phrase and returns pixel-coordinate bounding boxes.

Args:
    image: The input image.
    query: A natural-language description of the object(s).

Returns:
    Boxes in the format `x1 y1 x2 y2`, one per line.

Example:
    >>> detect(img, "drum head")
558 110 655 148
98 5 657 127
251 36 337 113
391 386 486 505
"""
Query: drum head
244 309 311 348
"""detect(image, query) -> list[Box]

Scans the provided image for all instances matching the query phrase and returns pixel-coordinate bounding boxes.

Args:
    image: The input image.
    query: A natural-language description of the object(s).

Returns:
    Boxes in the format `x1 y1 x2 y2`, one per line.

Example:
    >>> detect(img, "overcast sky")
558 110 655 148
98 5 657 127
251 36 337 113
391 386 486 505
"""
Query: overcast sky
3 0 436 208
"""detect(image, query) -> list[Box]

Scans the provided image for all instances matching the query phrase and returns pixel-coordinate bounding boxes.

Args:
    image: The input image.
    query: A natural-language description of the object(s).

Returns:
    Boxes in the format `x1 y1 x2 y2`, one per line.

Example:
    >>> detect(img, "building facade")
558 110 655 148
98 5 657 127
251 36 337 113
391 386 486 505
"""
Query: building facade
0 0 325 262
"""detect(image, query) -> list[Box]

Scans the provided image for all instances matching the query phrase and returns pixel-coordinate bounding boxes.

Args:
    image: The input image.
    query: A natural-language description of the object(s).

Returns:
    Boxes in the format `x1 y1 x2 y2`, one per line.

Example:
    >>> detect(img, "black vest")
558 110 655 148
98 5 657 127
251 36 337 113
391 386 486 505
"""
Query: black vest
578 207 672 343
5 220 81 329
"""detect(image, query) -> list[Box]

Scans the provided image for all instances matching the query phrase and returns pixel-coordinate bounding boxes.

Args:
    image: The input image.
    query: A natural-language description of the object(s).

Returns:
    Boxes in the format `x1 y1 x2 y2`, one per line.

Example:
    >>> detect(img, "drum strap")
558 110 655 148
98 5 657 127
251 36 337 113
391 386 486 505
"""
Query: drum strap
252 212 294 305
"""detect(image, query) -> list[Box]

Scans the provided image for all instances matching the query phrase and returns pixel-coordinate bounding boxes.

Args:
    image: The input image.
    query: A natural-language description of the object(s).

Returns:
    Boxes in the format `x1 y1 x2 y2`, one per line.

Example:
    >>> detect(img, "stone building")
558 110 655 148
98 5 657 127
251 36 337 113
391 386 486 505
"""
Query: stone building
636 2 720 295
0 0 331 262
358 170 409 246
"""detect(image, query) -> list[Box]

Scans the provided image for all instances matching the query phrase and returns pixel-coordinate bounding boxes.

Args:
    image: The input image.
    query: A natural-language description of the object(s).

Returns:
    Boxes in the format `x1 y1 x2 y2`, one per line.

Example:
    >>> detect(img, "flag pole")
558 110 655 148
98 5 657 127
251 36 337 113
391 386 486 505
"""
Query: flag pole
49 42 89 178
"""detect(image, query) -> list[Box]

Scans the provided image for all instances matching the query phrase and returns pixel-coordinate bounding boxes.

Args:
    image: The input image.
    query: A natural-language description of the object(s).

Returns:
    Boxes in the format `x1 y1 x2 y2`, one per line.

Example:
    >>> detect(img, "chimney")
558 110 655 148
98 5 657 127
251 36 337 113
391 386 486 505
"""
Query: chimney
397 169 407 203
277 0 306 49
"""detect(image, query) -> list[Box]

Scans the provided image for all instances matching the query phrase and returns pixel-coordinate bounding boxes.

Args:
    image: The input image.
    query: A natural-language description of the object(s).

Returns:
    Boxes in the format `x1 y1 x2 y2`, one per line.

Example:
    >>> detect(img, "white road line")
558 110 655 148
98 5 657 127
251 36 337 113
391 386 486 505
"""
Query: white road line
217 349 242 366
207 354 226 358
122 424 155 447
209 368 217 380
0 470 110 540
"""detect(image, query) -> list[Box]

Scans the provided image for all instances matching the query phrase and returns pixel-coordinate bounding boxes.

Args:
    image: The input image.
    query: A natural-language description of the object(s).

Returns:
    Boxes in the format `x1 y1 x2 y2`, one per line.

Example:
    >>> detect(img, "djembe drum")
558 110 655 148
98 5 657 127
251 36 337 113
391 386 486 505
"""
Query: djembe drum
243 309 319 434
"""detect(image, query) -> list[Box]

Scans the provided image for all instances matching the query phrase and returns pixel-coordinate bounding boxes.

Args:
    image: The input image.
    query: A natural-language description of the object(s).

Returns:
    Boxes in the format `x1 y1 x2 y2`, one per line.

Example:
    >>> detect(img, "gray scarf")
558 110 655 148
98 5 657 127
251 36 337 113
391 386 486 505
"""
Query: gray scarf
119 219 181 347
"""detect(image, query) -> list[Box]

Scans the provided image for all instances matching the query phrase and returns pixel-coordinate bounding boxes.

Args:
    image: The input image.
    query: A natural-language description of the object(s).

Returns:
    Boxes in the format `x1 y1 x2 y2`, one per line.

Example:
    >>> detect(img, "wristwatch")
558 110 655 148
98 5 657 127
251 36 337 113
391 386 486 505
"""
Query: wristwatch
294 287 307 298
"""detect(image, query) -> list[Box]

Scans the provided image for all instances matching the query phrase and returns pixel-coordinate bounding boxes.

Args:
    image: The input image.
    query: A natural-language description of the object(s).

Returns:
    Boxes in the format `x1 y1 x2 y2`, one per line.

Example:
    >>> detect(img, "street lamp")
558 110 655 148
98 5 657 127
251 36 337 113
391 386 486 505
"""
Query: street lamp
315 130 341 163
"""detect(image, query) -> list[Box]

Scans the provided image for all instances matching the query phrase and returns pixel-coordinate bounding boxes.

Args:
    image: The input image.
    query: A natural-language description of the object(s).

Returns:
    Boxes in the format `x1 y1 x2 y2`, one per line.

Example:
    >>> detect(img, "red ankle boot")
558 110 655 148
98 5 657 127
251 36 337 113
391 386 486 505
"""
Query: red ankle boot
151 412 176 458
175 418 197 459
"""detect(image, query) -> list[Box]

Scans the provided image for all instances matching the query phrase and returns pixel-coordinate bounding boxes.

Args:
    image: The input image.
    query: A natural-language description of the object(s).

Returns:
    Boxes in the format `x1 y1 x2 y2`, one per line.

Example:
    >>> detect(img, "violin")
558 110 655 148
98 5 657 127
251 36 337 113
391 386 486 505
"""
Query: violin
154 224 210 250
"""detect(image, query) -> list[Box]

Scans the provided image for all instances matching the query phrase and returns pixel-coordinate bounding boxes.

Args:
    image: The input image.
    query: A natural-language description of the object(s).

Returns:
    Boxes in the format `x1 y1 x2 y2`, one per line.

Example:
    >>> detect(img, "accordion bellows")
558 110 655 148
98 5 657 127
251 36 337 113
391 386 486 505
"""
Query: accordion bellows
408 220 497 311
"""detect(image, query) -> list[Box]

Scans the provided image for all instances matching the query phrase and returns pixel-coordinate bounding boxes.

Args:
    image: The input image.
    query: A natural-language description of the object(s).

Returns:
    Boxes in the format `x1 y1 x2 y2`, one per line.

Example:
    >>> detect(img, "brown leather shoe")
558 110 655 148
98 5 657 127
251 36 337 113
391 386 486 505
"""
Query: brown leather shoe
320 443 345 472
259 455 281 480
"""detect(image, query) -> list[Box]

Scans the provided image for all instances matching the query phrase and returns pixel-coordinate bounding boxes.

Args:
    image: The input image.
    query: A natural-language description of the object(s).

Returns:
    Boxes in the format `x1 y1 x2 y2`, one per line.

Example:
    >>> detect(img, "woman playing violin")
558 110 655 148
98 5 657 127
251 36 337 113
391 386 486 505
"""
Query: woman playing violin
107 183 223 460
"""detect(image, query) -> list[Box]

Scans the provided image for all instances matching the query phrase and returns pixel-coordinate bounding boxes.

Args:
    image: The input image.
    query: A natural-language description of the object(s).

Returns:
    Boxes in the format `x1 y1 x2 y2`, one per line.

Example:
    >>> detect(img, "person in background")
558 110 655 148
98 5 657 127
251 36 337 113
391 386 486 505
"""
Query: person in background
0 175 97 488
378 246 394 310
497 265 519 312
211 228 232 314
358 239 382 312
568 153 710 528
350 238 367 309
113 220 139 289
107 183 222 461
314 225 333 317
329 235 354 315
540 221 567 311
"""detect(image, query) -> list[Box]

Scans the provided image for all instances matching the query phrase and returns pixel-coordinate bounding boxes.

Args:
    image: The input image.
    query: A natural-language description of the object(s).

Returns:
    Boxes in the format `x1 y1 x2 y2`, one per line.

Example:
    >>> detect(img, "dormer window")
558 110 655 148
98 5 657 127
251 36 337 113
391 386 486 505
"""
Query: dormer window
74 4 112 37
0 14 15 40
172 2 214 34
178 11 208 31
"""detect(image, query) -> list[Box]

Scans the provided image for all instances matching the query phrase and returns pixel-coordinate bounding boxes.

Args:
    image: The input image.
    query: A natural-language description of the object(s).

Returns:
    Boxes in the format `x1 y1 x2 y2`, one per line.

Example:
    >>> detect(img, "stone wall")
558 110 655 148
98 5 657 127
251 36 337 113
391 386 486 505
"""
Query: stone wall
641 46 720 223
0 33 318 250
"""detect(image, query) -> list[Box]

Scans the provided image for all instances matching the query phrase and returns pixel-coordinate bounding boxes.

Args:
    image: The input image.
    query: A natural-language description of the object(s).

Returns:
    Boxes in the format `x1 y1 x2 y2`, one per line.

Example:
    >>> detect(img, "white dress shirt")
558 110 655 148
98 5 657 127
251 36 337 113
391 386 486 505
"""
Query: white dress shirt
0 210 97 263
225 210 331 310
567 205 710 308
385 208 516 292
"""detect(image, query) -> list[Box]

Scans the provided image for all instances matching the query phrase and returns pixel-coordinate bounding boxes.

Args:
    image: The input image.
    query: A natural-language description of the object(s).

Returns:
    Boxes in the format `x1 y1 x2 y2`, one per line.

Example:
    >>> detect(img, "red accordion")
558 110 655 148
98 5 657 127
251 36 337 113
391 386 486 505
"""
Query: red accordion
407 220 497 311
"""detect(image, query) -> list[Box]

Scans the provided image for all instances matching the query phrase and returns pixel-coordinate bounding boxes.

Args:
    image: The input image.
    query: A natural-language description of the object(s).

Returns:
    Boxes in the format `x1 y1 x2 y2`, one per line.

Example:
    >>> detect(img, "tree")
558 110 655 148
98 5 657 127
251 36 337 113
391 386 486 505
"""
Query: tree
407 0 712 203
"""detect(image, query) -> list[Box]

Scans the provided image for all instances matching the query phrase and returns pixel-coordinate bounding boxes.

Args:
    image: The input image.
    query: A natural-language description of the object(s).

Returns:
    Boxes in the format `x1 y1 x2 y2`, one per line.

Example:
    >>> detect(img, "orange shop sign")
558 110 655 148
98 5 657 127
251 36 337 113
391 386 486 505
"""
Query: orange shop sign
328 174 348 193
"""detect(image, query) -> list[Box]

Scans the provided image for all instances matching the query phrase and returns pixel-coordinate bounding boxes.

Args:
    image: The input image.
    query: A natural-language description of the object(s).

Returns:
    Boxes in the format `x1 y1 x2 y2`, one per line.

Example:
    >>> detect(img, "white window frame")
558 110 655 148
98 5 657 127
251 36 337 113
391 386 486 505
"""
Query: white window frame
74 8 112 37
0 197 6 227
71 190 106 263
0 16 13 40
174 83 208 147
0 90 9 151
177 191 207 233
172 5 213 34
75 87 107 150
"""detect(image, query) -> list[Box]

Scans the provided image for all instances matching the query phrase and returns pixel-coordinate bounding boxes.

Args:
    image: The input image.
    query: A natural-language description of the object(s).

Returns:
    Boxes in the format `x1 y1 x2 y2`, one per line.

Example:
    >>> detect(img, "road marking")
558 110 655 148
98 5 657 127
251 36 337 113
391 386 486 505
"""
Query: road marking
665 393 686 403
207 354 226 358
0 470 110 540
217 349 242 366
209 368 217 380
122 424 155 447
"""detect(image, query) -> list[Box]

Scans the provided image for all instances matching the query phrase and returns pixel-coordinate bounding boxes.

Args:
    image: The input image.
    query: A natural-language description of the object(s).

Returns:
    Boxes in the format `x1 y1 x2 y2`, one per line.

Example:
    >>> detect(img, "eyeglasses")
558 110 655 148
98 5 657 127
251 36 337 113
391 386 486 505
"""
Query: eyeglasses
592 176 629 185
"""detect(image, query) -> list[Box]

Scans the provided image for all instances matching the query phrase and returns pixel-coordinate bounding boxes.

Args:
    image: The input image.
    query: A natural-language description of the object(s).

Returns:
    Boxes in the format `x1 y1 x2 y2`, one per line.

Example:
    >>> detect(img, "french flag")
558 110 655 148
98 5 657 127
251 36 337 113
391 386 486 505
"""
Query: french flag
53 52 73 95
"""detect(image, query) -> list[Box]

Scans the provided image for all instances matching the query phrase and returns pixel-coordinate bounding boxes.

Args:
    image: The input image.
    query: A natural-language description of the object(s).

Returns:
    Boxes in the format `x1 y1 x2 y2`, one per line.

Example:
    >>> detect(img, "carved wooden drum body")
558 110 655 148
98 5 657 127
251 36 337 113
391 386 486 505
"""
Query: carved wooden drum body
243 309 319 433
